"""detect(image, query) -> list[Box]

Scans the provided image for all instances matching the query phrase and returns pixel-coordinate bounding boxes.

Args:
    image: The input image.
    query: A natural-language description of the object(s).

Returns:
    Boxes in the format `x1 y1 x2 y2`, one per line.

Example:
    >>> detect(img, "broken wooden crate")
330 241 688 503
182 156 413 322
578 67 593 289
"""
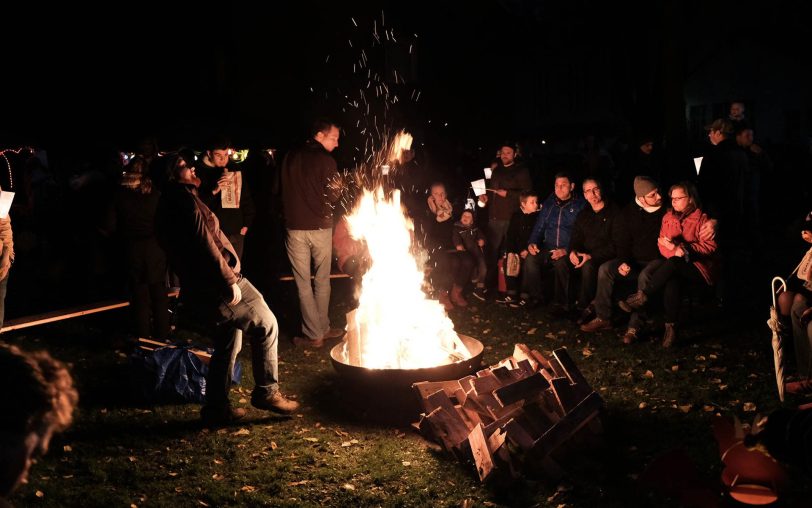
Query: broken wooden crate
413 344 603 481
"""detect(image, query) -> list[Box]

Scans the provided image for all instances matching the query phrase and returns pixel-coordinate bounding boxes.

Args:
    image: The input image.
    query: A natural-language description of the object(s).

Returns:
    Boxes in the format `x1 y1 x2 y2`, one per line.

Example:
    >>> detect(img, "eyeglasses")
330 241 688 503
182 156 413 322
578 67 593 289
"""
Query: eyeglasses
671 195 688 201
583 187 600 195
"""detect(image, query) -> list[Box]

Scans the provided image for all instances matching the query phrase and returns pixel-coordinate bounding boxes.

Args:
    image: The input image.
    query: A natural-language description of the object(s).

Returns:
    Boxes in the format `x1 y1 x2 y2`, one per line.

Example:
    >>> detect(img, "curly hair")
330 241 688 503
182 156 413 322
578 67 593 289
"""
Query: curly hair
0 342 78 437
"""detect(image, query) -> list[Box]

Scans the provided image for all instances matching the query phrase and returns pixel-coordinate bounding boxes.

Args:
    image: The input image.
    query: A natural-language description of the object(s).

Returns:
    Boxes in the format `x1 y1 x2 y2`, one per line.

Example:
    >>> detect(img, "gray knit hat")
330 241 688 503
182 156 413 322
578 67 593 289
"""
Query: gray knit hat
633 176 658 198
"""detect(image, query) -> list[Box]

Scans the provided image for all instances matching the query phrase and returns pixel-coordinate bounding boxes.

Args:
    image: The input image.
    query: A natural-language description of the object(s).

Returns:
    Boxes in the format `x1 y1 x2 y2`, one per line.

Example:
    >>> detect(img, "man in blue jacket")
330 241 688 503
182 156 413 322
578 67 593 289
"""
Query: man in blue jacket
528 172 587 312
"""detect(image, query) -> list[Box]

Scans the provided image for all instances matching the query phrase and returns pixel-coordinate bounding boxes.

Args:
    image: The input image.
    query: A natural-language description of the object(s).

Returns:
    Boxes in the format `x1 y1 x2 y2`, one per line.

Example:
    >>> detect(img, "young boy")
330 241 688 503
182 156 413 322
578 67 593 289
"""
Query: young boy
500 191 541 307
452 209 487 301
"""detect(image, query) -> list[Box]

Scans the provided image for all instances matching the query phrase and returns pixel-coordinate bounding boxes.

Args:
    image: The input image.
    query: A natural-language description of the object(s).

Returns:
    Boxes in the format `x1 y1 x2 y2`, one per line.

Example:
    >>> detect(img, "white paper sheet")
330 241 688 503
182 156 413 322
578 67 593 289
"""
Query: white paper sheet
471 179 487 196
0 191 14 218
693 157 703 175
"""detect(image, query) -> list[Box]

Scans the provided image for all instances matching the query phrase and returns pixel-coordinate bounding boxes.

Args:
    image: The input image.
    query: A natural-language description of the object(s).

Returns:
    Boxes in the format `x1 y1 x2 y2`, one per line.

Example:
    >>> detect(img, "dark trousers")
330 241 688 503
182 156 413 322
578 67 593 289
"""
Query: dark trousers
643 256 705 323
130 280 170 339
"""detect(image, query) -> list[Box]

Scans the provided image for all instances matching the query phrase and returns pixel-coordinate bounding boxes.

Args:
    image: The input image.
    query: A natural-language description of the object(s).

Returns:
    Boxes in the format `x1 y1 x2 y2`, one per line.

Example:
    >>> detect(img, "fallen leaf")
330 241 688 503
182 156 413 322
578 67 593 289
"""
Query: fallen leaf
238 398 247 404
710 378 722 384
213 459 223 465
719 384 728 391
644 370 654 379
743 402 757 412
695 355 706 362
175 487 183 493
703 405 715 412
36 491 44 498
304 437 319 442
197 500 210 506
288 480 309 486
341 441 353 447
342 484 355 491
402 461 411 466
335 429 349 437
63 445 72 452
128 456 137 462
240 485 257 493
270 442 278 450
638 402 647 409
62 475 73 479
679 404 692 413
709 354 718 360
558 330 567 335
212 474 224 481
527 328 537 335
168 472 179 477
748 373 758 379
671 365 679 372
232 428 250 436
582 347 593 358
545 333 556 339
482 329 491 335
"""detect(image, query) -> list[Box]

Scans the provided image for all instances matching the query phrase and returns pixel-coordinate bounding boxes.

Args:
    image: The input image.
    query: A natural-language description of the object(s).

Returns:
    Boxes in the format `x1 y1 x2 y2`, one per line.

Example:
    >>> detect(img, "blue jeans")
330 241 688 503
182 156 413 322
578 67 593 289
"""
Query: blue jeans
206 277 279 409
286 228 333 340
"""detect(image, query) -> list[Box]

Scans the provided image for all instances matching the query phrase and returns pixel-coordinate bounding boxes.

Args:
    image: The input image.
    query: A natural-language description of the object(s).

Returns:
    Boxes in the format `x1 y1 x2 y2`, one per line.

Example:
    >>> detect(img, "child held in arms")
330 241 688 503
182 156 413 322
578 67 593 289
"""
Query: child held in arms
452 210 487 301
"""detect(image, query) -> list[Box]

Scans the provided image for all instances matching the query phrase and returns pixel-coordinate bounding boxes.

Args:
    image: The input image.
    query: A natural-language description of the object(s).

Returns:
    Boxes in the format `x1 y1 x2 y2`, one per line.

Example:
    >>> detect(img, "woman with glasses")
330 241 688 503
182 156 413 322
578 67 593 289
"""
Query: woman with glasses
619 181 718 347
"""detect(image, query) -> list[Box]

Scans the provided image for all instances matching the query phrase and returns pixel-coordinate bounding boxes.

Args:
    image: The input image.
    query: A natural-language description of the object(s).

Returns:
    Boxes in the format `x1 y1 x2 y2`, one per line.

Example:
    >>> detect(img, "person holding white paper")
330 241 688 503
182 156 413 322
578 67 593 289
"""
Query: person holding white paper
0 210 13 330
197 136 255 258
478 143 531 293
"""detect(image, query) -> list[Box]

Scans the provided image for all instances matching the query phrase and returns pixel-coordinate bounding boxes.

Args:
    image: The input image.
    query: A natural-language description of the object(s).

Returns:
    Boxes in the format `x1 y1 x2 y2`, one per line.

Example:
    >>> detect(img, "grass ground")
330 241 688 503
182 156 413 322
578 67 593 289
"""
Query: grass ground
5 278 811 507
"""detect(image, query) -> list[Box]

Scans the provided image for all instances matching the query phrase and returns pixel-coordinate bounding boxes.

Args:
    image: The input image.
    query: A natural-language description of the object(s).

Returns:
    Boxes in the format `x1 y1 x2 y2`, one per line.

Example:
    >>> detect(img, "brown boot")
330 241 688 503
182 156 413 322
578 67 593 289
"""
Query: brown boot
618 290 648 313
438 290 454 311
451 285 468 307
662 323 677 348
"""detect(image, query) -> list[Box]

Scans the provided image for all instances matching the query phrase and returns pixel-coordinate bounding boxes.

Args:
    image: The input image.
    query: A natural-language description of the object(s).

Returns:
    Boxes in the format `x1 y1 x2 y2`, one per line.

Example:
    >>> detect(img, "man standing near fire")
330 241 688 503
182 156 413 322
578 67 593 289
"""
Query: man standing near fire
282 118 345 348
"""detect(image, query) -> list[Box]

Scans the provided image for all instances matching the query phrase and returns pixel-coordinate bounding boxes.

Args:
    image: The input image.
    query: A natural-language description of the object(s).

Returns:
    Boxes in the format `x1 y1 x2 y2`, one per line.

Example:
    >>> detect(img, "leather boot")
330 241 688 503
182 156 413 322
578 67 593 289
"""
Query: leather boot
438 290 454 311
451 285 468 307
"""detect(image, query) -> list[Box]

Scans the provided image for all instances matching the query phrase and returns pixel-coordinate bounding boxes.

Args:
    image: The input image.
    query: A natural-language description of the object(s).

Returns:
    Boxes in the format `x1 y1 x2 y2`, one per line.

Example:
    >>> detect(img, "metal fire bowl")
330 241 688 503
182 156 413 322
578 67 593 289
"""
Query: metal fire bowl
329 334 484 424
330 334 484 385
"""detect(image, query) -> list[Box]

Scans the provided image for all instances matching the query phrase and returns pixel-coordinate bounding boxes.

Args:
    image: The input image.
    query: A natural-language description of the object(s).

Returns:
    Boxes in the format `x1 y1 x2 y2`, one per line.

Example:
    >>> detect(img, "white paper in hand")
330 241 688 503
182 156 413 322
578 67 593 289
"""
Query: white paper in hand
0 191 14 218
471 179 487 196
483 167 492 179
693 157 703 175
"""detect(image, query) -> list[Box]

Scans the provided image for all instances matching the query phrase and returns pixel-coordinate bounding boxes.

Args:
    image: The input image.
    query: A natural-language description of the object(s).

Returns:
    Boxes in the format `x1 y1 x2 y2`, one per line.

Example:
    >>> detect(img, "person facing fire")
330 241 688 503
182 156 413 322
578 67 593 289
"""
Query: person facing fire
281 118 345 348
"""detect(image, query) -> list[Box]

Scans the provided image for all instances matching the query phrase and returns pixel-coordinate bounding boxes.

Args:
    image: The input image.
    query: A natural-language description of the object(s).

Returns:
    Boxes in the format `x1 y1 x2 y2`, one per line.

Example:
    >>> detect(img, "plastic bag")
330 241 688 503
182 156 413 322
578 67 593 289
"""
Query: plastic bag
130 344 242 404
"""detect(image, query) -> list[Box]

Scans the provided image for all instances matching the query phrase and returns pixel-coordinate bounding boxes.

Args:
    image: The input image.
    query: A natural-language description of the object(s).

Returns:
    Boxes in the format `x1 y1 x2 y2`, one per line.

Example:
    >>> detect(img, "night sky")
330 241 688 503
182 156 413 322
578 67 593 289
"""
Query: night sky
2 1 810 154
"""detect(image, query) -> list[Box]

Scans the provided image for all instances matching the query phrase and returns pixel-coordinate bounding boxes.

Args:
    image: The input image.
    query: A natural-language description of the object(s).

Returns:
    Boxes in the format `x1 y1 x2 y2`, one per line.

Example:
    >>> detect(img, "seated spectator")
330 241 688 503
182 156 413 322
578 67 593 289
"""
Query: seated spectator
499 191 541 308
0 209 13 331
777 212 812 392
528 172 587 313
423 183 473 310
619 181 718 347
0 343 78 503
452 210 487 301
569 178 619 324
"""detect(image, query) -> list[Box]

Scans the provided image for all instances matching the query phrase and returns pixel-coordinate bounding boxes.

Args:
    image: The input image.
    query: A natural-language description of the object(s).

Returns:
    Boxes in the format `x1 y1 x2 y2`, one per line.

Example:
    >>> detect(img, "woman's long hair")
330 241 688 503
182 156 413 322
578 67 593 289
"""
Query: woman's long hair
668 181 701 216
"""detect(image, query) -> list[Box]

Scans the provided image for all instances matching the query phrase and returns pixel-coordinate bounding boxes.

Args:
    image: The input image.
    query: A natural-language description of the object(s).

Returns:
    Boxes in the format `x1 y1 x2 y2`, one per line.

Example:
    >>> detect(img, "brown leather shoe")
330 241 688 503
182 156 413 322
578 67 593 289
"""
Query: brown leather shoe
580 317 612 333
621 327 639 345
618 290 648 313
201 405 247 427
293 336 324 348
322 327 346 340
251 391 300 414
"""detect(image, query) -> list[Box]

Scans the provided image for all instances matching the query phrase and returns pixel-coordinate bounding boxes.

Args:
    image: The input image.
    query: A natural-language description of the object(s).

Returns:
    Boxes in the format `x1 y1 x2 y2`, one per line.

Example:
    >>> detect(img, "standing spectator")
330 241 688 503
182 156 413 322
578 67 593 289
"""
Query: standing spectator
501 190 541 308
281 119 345 348
0 343 78 503
452 209 487 302
528 172 587 312
728 101 747 130
0 210 12 330
157 154 299 426
478 143 532 291
197 136 255 258
102 156 169 340
619 181 718 347
569 178 619 323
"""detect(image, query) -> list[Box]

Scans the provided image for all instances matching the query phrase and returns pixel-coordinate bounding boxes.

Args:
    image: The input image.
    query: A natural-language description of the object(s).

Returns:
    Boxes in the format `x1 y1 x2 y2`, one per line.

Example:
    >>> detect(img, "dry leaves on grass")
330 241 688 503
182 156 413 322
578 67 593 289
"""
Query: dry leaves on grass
527 328 537 335
288 480 309 486
341 439 359 447
240 485 258 492
232 428 250 436
342 484 355 491
303 437 319 443
643 370 655 379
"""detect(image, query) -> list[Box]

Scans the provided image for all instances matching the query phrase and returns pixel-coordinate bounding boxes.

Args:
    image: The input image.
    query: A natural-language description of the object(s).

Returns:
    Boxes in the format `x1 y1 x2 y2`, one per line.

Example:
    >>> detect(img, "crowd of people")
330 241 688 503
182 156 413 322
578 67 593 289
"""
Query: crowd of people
1 102 811 501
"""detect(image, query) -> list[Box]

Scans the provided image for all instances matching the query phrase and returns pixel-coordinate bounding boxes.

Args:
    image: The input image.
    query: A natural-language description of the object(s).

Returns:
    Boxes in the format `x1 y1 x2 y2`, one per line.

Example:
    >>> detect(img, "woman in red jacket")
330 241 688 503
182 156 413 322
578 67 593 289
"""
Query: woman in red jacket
619 181 718 347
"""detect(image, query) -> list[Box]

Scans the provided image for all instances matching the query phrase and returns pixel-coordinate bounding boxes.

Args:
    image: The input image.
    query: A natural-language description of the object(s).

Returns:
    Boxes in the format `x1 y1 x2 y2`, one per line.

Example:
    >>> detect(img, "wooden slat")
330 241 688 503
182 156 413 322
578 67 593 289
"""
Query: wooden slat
550 377 579 413
534 392 603 458
1 288 180 333
494 373 550 406
468 423 494 481
278 272 350 282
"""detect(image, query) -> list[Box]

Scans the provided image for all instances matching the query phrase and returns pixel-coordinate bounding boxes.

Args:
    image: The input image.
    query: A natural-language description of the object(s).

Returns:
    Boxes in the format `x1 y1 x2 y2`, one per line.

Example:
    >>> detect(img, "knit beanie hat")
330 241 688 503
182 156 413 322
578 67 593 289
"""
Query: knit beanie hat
633 176 658 198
